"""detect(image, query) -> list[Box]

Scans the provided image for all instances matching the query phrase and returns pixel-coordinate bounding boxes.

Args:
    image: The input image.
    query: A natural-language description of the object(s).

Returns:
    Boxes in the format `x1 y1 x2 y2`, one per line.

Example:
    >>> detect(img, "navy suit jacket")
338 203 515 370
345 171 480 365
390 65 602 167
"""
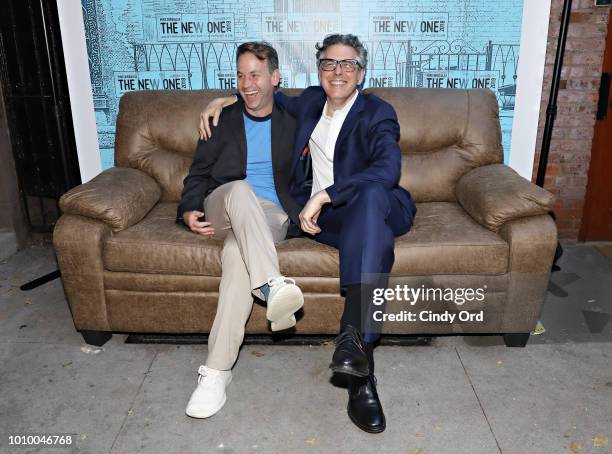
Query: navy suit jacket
275 86 416 221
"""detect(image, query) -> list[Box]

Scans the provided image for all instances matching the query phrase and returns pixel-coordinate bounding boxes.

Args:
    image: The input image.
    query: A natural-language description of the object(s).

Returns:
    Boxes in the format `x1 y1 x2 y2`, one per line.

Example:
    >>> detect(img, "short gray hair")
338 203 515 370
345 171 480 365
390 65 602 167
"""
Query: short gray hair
315 34 368 68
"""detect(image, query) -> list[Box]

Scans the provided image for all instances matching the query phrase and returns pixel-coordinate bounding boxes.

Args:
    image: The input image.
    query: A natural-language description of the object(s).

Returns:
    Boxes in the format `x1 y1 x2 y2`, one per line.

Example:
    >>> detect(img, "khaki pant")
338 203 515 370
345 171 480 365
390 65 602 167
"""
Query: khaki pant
203 180 289 370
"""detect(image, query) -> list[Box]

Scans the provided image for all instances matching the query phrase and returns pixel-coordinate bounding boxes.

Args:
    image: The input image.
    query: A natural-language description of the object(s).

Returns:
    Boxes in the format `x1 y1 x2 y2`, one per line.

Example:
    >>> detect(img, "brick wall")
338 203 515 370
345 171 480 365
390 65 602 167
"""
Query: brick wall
534 0 611 242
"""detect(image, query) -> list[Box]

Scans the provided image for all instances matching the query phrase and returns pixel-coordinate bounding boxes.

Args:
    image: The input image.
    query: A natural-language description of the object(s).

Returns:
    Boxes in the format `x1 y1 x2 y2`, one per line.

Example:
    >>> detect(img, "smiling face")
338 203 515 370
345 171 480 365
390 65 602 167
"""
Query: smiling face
318 44 365 112
237 51 280 117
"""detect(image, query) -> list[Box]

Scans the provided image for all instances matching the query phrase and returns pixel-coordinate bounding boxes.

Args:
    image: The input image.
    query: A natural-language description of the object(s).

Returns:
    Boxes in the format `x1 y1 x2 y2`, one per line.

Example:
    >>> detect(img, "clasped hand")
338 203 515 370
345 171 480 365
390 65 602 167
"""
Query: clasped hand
299 190 331 235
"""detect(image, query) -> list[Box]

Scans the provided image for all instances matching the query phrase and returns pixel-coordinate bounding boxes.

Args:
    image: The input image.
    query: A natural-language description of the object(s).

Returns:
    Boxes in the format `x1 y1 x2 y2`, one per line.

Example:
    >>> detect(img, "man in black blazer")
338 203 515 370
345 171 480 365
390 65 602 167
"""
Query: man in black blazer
177 42 304 419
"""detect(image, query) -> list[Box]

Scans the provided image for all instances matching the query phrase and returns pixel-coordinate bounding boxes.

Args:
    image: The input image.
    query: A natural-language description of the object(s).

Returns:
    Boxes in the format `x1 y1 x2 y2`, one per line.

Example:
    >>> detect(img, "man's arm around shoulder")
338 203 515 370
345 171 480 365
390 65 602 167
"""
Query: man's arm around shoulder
274 86 324 116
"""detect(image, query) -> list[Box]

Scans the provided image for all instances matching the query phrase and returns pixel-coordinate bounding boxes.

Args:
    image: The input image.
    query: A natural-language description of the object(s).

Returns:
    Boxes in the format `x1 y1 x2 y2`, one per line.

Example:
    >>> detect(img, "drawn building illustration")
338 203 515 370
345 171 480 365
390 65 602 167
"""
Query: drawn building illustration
81 0 523 169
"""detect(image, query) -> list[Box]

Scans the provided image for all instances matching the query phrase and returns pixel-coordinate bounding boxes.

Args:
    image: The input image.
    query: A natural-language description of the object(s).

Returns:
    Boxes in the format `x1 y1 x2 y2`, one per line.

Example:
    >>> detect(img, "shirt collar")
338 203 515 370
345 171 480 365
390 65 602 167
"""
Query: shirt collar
243 107 272 122
323 90 359 119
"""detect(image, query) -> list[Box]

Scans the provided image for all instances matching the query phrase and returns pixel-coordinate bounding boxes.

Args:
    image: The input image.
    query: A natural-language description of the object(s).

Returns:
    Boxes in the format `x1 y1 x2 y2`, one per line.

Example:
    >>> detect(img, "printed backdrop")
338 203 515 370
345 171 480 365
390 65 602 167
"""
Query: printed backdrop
81 0 524 169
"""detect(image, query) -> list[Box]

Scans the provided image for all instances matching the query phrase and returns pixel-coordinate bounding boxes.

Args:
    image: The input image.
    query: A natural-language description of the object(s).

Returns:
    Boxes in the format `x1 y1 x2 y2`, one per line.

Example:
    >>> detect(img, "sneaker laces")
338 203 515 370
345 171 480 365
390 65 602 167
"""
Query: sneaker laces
197 365 224 385
267 276 295 287
197 365 208 383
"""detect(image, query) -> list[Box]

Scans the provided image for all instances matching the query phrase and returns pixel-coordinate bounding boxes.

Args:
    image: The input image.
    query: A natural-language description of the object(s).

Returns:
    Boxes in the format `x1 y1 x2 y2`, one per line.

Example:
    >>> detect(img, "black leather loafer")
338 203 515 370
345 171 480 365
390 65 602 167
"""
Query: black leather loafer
347 374 386 433
329 325 370 377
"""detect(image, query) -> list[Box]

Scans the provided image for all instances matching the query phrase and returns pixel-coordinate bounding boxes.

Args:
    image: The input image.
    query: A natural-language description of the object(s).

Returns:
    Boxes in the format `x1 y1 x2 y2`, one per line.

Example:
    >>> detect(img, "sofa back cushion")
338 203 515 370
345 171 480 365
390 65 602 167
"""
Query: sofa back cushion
115 90 234 202
365 87 503 202
115 87 502 203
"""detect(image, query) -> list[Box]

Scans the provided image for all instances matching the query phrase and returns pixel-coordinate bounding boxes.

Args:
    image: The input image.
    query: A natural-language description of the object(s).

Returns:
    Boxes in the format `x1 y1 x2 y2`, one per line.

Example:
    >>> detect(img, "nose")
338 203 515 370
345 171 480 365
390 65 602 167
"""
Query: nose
333 63 343 75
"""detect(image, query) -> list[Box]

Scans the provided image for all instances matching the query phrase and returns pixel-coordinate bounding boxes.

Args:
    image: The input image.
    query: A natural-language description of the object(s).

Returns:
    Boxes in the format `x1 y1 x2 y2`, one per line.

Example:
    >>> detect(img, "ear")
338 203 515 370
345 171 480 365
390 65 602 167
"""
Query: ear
357 68 365 85
271 69 281 87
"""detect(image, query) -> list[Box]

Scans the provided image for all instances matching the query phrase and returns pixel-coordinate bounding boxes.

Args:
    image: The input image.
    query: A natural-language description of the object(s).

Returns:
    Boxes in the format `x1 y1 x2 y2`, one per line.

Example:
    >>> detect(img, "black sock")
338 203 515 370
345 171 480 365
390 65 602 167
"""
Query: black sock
365 342 375 375
341 284 362 331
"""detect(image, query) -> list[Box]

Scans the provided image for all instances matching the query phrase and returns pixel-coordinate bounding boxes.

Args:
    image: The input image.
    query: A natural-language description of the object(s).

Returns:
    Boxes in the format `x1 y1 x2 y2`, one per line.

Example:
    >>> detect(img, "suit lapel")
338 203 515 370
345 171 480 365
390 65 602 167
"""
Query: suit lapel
290 93 326 177
296 94 326 151
271 104 285 178
229 101 247 171
335 92 365 154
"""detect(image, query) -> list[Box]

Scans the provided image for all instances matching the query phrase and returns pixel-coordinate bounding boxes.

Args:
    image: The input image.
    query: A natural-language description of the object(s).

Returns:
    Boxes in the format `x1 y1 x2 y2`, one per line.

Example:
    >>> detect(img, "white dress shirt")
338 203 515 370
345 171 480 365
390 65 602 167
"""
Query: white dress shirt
309 90 359 196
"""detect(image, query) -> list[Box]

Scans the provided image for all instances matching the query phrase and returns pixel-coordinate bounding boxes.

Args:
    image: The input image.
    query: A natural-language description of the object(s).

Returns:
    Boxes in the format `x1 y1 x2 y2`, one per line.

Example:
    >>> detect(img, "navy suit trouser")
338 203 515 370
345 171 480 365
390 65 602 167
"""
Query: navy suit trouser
314 182 413 342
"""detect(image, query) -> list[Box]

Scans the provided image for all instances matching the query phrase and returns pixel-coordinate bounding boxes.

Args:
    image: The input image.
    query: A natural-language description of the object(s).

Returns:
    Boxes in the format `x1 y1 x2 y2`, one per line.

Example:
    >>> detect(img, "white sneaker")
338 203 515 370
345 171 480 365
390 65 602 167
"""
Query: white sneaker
271 314 297 332
266 276 304 331
185 365 232 418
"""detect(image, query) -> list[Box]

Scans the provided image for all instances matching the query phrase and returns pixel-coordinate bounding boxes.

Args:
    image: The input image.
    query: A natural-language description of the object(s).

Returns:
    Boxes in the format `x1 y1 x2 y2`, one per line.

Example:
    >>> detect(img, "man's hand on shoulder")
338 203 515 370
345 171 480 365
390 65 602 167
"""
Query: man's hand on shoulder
183 210 215 237
198 95 239 140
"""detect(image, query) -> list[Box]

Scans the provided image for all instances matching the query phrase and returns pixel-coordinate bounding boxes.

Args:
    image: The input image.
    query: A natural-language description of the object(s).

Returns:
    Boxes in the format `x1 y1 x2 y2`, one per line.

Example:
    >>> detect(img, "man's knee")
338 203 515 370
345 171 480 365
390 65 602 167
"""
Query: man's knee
224 179 254 197
223 180 257 211
341 183 395 251
348 182 390 215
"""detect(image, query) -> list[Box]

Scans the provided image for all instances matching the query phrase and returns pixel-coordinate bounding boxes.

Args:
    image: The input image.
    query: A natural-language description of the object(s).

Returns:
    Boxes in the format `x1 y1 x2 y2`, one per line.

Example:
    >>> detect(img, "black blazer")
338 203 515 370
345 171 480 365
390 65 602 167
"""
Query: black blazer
176 98 302 231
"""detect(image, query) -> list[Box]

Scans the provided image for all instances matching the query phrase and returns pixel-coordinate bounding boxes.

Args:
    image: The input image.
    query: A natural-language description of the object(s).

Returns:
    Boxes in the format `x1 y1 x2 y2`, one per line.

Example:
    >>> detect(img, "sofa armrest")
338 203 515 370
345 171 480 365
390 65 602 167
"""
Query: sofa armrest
53 214 111 331
498 215 557 332
59 167 161 232
456 164 554 232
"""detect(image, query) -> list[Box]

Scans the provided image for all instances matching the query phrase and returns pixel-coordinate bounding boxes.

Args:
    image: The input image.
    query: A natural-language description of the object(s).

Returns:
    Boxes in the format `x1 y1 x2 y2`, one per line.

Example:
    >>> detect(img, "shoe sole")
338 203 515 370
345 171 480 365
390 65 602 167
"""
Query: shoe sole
271 314 296 332
329 363 370 377
266 285 303 326
347 406 386 434
185 375 232 419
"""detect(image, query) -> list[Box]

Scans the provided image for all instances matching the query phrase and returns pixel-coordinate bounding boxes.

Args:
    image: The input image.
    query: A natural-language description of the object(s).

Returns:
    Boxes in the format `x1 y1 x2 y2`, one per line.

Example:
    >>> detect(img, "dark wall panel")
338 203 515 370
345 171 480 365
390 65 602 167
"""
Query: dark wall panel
0 0 81 232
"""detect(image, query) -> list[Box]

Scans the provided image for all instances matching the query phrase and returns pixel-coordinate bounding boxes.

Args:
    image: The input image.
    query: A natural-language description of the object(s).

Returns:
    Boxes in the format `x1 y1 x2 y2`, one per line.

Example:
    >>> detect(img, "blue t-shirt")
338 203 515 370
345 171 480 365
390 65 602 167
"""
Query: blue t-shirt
243 111 281 207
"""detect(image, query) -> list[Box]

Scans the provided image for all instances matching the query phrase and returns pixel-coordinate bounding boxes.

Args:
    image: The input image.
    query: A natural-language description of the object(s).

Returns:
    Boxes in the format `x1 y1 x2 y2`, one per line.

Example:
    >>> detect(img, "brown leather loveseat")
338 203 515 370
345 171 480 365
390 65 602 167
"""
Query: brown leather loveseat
53 88 557 348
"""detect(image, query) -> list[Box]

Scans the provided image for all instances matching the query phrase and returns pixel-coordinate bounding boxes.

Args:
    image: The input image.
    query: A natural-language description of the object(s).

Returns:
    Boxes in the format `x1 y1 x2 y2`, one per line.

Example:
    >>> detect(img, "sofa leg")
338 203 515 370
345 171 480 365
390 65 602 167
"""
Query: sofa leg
80 330 112 347
503 333 530 347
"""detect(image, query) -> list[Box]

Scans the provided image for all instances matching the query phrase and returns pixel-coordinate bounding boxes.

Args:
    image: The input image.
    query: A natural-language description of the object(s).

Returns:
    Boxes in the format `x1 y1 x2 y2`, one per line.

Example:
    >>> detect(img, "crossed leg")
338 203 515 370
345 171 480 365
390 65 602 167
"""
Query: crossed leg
204 180 293 369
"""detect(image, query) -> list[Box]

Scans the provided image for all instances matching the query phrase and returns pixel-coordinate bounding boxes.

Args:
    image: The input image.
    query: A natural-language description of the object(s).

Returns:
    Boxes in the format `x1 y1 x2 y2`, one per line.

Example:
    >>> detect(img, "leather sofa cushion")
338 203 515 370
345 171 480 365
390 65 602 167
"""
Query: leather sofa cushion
103 202 341 278
371 88 504 203
115 90 234 202
393 202 508 274
104 202 508 277
104 203 223 276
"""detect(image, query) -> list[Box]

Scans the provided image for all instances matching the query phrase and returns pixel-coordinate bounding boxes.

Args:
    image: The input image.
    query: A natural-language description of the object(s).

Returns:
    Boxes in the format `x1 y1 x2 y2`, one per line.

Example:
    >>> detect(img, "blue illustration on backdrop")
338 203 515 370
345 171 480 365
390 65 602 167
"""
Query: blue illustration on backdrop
81 0 523 169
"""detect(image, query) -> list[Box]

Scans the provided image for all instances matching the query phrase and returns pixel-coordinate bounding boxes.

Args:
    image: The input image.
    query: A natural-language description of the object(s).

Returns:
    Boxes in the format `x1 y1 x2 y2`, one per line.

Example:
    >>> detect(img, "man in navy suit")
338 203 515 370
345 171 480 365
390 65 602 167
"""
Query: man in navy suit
199 34 416 433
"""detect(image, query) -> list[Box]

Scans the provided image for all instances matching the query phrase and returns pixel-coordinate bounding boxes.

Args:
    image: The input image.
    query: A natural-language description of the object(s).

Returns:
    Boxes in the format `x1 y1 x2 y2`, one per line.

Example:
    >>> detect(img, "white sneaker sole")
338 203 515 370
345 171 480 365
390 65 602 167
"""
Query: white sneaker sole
271 314 297 331
185 375 232 419
266 284 303 331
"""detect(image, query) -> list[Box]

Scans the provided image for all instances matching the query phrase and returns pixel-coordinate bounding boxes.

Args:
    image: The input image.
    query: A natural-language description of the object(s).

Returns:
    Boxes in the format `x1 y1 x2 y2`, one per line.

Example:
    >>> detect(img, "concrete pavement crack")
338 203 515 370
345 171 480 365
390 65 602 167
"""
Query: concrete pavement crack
455 346 503 454
108 350 159 454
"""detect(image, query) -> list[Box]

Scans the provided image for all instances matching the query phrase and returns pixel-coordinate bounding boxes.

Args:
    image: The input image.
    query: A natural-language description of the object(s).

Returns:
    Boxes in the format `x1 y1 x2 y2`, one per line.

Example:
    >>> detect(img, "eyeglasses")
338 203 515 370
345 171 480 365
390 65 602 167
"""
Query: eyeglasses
318 59 363 72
